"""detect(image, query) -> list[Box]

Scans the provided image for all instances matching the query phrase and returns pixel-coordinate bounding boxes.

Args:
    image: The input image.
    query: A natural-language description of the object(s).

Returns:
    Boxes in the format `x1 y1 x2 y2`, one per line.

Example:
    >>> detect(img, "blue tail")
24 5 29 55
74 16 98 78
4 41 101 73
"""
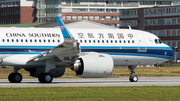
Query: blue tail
56 16 71 38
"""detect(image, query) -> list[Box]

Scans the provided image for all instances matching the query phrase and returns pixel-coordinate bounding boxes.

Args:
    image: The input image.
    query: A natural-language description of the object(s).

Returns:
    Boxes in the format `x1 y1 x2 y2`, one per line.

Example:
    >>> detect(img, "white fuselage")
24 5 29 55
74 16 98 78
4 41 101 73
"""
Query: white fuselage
0 27 174 66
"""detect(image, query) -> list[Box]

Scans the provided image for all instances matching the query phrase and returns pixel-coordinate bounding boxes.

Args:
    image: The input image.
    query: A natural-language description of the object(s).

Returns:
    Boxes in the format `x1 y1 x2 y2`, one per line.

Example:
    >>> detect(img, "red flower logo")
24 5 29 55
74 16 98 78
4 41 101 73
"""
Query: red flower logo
60 26 64 30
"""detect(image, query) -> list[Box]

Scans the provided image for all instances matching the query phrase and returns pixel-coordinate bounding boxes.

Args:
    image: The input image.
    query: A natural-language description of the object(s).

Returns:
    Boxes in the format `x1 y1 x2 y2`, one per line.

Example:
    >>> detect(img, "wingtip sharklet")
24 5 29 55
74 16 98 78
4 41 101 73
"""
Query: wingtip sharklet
56 16 72 38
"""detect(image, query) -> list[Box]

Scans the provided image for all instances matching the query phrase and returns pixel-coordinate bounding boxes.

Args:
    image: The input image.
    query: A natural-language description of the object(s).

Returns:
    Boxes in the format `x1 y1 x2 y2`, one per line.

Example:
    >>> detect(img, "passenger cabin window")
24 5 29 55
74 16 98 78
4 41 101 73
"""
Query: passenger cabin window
106 40 108 43
119 40 121 43
21 39 23 42
7 39 9 42
16 39 18 42
39 39 41 42
102 40 104 43
128 40 130 43
132 40 134 43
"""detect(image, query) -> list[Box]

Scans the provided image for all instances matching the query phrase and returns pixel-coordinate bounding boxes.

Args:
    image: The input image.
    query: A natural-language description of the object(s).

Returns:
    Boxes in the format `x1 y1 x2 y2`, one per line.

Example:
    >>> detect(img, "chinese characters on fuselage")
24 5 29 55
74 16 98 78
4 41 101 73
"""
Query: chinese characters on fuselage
77 32 134 39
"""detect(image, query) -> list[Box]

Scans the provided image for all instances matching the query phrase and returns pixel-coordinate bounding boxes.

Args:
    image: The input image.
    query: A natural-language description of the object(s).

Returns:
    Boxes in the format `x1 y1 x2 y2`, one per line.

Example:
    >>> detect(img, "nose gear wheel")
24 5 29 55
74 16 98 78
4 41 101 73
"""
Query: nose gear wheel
129 75 138 82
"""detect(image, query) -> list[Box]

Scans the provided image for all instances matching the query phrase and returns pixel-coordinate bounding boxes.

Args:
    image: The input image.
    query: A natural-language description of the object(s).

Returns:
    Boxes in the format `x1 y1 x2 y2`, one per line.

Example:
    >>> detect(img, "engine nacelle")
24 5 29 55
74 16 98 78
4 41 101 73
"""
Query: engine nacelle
72 52 114 78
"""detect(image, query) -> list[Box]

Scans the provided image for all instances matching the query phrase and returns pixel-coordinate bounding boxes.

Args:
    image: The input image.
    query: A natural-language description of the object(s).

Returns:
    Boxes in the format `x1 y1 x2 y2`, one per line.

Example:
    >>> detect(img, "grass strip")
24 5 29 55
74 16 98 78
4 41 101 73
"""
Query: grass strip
0 86 180 101
0 23 45 27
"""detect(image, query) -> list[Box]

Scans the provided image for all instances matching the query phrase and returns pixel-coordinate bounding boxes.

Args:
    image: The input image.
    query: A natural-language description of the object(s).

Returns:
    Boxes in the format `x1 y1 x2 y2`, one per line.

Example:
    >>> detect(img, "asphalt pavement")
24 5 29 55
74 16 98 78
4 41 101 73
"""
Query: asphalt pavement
0 77 180 87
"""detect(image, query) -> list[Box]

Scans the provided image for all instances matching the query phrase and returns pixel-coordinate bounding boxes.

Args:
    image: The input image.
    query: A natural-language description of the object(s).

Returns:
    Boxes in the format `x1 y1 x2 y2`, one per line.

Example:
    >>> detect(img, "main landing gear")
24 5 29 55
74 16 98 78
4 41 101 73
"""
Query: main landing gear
38 73 53 83
38 58 55 83
8 67 22 83
128 66 138 82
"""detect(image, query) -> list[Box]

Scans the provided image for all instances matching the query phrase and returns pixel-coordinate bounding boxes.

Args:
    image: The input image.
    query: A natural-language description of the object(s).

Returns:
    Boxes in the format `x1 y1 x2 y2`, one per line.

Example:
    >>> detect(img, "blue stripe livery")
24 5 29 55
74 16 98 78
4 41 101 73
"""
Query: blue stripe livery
80 46 174 59
56 16 71 38
80 46 172 50
107 53 172 59
0 45 173 60
0 45 55 49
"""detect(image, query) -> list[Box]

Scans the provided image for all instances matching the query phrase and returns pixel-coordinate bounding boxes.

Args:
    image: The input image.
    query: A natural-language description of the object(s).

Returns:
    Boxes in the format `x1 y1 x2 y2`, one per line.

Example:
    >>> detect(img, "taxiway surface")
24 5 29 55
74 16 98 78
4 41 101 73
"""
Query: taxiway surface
0 77 180 87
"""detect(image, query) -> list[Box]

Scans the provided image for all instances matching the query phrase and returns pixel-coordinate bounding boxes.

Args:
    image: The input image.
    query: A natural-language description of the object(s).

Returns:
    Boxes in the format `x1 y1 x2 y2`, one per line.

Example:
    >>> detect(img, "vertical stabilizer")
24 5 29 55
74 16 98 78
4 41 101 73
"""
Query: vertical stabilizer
56 16 73 39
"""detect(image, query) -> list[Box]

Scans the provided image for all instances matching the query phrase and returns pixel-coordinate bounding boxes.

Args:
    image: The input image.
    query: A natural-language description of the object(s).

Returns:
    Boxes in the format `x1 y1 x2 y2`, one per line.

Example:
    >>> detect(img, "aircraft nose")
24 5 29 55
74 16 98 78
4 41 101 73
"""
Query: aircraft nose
168 47 174 57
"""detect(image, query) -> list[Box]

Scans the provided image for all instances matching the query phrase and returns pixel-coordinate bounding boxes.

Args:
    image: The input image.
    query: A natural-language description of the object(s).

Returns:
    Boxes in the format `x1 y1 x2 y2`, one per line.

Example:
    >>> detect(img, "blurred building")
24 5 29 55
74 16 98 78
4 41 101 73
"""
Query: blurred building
1 0 180 28
0 0 62 24
0 0 35 24
119 5 180 60
61 0 179 28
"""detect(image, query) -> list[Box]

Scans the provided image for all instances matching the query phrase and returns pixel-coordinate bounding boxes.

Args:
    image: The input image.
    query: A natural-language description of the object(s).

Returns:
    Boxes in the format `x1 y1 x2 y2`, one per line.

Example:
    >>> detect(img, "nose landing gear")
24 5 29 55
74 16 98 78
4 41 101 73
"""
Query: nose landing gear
129 75 138 82
128 66 138 82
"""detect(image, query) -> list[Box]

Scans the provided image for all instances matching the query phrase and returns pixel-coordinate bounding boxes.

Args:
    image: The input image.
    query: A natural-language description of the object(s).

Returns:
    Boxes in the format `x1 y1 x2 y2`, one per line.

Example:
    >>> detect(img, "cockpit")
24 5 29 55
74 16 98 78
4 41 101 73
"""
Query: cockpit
155 39 162 44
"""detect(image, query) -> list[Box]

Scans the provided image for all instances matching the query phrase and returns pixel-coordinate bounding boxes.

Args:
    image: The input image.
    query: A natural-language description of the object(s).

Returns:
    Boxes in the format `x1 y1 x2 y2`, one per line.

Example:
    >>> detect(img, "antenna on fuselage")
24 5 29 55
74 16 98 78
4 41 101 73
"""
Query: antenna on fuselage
128 25 132 30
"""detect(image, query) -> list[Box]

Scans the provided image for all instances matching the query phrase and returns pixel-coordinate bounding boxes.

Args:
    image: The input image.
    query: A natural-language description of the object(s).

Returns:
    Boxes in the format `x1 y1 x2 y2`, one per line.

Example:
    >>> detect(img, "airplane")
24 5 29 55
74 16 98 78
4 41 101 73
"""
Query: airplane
0 16 174 83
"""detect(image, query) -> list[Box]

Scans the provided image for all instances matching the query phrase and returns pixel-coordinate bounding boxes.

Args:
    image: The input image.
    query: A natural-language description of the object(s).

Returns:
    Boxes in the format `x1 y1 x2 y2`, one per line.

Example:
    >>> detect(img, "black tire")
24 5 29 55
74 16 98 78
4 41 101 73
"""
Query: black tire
129 75 138 82
129 76 133 82
38 73 53 83
38 73 44 83
8 73 22 83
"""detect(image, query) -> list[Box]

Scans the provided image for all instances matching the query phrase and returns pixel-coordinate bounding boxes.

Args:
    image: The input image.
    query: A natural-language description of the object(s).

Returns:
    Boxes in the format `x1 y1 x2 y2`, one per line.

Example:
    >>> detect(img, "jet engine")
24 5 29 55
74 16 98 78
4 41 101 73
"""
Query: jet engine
71 52 114 78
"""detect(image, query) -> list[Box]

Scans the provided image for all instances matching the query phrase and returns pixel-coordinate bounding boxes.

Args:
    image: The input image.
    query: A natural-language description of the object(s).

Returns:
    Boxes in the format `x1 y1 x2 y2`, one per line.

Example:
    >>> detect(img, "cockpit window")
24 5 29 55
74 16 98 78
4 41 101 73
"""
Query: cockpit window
155 39 158 44
155 39 163 44
158 39 162 44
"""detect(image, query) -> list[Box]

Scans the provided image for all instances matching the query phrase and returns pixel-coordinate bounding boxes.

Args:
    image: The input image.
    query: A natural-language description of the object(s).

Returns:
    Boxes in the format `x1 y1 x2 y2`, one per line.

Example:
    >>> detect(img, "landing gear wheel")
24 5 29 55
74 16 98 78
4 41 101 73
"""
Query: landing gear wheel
129 75 138 82
38 73 53 83
8 73 22 83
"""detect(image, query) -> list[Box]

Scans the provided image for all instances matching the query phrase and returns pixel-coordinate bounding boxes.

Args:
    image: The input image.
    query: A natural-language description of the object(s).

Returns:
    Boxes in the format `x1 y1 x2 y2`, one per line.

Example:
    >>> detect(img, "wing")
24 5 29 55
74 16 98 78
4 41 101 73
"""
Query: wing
32 16 79 64
1 17 79 66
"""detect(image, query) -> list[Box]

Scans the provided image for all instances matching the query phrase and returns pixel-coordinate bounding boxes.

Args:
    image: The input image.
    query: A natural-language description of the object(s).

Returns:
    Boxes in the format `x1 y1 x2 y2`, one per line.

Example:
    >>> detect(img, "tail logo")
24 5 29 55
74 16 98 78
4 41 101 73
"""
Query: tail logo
60 26 65 30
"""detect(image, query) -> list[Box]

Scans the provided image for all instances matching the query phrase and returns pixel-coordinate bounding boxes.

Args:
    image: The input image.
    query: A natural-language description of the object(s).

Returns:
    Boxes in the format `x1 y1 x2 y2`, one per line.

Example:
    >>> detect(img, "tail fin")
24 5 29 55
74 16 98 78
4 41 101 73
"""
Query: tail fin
56 16 72 39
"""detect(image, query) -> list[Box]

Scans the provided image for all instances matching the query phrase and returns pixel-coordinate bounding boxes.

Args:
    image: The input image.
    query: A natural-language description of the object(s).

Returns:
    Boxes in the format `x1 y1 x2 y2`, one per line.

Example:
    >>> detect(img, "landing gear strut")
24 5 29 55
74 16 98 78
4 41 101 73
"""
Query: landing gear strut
8 67 22 83
128 66 138 82
37 59 55 83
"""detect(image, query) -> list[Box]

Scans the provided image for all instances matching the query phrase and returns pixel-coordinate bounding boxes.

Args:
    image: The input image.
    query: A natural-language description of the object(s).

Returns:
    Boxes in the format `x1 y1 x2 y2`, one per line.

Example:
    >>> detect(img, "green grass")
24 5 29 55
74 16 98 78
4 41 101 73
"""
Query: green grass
0 86 180 101
0 22 45 27
1 68 180 100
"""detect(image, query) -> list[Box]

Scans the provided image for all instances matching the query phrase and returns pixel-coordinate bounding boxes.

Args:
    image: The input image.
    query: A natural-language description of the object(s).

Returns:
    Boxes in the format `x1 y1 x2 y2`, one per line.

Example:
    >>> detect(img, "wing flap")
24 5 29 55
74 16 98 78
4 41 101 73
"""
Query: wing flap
32 16 80 64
